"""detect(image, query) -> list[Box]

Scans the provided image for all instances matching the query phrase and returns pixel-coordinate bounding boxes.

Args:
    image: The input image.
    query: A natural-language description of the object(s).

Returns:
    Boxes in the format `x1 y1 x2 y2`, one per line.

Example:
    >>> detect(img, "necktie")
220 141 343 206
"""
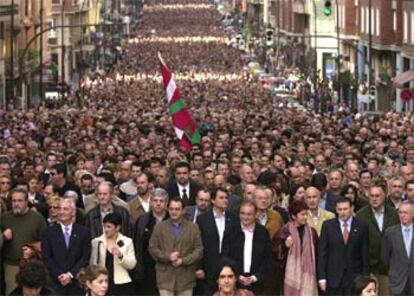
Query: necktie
64 226 70 248
172 223 180 240
404 228 411 257
182 188 188 201
343 221 349 244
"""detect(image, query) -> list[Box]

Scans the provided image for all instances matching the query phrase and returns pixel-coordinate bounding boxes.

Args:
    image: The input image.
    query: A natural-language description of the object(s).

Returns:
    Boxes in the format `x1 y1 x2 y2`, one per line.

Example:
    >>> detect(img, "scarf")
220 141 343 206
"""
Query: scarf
283 222 318 296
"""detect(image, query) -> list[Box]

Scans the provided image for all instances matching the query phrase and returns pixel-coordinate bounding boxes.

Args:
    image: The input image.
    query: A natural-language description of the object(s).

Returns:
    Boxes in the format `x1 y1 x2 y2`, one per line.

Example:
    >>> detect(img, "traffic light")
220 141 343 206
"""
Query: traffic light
324 0 332 16
369 85 376 101
265 28 274 47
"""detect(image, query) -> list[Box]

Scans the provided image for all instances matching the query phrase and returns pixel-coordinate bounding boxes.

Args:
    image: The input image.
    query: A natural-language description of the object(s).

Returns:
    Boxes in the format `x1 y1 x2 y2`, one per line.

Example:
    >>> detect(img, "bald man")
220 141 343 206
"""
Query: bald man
305 186 335 236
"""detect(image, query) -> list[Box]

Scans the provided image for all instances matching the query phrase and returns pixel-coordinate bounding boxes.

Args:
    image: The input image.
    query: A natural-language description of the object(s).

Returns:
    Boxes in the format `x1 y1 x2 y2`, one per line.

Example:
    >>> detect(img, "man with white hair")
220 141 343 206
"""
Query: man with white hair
42 198 90 295
84 182 132 238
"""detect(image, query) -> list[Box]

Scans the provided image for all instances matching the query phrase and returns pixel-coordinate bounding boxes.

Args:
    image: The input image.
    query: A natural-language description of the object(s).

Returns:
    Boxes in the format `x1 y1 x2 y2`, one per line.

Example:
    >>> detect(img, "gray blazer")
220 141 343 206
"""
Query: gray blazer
382 224 414 295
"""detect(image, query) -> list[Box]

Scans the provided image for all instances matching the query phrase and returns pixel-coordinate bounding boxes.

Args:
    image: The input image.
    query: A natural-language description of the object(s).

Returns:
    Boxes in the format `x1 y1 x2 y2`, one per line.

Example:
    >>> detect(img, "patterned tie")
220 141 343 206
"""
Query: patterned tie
404 228 411 257
182 188 188 201
64 226 70 248
343 221 349 244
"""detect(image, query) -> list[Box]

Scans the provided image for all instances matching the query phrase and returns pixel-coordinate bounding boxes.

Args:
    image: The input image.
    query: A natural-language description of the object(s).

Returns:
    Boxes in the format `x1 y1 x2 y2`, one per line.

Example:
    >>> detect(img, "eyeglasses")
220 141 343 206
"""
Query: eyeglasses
0 182 10 185
49 206 60 209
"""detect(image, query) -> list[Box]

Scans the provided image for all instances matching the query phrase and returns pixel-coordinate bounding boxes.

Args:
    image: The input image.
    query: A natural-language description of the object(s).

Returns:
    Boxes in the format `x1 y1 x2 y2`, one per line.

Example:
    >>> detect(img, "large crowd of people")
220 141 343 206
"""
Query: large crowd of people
1 0 414 295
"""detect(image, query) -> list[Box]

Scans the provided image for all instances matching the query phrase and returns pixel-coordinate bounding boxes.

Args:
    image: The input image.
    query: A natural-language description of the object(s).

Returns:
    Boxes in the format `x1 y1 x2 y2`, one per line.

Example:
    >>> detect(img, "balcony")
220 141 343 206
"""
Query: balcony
0 1 18 21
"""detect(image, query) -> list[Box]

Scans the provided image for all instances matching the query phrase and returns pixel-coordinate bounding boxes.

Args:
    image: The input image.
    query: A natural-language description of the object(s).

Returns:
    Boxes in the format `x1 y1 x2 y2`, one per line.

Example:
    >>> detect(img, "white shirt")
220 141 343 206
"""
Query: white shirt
60 223 73 236
242 225 255 273
372 207 385 232
214 209 226 254
310 208 321 225
257 211 268 226
139 197 150 212
177 183 190 199
402 223 413 257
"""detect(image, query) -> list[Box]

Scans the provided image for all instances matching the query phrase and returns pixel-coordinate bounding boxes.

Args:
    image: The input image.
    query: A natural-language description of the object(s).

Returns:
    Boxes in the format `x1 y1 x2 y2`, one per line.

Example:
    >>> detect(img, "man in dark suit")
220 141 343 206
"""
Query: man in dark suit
382 201 414 296
184 187 211 223
134 188 169 295
42 198 91 295
166 161 201 206
224 200 272 295
318 197 369 295
356 184 399 295
196 187 234 294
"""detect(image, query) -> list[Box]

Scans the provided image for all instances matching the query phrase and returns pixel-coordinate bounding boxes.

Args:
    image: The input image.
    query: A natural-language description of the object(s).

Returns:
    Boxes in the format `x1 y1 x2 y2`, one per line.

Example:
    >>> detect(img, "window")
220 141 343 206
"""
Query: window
342 5 345 29
404 11 408 43
52 0 61 4
361 6 365 33
411 12 414 44
365 7 369 34
393 10 397 32
371 7 375 35
376 8 380 36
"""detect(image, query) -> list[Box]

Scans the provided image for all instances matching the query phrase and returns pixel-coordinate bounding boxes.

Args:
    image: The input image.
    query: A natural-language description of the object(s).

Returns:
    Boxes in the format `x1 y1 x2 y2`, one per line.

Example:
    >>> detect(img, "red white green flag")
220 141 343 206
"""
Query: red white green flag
158 53 201 152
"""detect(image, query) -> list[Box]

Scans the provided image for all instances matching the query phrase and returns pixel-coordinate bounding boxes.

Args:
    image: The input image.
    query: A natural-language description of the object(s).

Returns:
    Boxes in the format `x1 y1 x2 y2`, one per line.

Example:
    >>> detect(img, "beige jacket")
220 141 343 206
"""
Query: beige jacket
90 233 137 284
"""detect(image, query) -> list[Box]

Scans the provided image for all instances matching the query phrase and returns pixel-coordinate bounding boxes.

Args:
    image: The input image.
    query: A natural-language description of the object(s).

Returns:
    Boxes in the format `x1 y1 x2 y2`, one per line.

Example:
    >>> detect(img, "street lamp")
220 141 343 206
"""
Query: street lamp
39 0 44 104
61 0 66 100
9 0 15 107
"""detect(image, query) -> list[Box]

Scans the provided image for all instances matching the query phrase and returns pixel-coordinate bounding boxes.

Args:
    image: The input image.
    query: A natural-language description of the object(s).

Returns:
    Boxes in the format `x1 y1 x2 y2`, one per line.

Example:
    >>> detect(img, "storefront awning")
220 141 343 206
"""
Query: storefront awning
393 70 414 88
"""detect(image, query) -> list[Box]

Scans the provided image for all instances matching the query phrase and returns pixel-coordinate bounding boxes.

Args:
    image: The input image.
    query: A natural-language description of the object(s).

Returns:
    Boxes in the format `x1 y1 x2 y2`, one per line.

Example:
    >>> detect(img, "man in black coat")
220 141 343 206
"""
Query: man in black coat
85 182 132 238
42 198 90 295
318 197 369 295
133 188 169 295
165 161 200 206
223 200 272 295
196 187 234 294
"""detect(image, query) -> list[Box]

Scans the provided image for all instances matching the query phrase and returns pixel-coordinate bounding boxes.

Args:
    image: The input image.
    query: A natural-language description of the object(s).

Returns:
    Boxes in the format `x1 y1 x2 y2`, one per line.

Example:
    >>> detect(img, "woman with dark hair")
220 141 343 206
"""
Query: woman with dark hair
77 265 109 296
273 200 318 295
90 213 136 295
213 259 255 296
289 183 306 204
351 275 377 296
10 260 54 295
340 184 368 213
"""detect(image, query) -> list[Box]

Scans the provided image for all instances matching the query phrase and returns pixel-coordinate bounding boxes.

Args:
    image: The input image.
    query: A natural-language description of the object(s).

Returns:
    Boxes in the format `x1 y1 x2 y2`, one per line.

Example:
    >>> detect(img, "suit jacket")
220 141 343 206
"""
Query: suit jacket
317 217 369 289
224 223 272 288
149 218 203 291
324 191 339 213
196 209 234 288
41 223 91 284
90 233 137 284
133 212 169 281
165 181 200 206
128 197 147 225
265 209 284 239
307 208 335 236
85 203 132 239
356 205 399 274
382 224 414 295
184 206 198 222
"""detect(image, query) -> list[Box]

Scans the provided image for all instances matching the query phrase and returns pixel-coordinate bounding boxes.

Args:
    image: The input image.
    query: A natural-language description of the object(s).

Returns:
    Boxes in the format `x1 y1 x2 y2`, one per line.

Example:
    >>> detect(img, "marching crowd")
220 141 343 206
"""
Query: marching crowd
1 0 414 295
